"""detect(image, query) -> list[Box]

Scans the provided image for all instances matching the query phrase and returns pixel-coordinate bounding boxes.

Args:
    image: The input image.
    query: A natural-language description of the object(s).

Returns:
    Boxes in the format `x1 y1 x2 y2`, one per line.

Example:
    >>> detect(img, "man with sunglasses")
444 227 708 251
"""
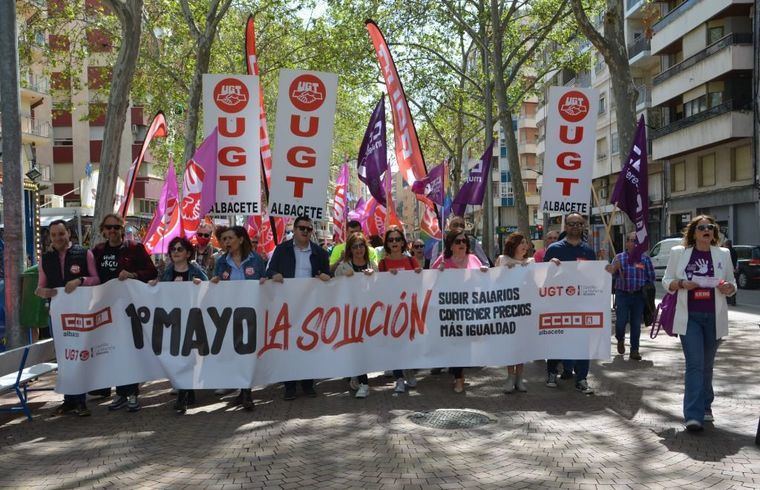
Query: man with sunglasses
90 213 158 411
194 222 218 278
329 220 378 272
605 232 655 361
266 215 331 400
543 213 597 395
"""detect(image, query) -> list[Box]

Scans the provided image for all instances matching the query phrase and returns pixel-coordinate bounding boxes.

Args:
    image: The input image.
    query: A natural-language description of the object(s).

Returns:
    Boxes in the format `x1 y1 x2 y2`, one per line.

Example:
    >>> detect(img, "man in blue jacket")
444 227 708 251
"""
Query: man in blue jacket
266 215 331 400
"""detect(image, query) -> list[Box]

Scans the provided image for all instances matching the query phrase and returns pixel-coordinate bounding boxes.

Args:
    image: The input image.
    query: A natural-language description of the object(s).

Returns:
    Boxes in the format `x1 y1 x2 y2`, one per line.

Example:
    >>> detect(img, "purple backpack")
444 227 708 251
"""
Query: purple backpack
650 292 677 338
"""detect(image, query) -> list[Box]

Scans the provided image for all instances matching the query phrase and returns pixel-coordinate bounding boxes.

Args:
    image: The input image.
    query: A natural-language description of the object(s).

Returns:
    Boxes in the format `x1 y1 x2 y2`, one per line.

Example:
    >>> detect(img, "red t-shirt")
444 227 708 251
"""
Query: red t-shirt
379 256 419 272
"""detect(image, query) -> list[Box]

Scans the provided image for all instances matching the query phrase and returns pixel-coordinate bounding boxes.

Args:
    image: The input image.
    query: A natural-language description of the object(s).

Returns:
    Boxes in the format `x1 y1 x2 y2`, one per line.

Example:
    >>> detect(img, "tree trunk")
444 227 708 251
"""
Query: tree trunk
0 0 27 348
480 11 495 258
182 45 213 165
93 0 143 239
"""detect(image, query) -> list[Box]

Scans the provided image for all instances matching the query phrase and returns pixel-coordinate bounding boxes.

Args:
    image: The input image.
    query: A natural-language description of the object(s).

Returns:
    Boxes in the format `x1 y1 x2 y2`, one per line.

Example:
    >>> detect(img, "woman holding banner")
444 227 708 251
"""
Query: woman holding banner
148 236 208 414
210 226 266 411
432 229 489 393
378 226 422 393
663 215 736 432
410 239 428 269
335 233 376 398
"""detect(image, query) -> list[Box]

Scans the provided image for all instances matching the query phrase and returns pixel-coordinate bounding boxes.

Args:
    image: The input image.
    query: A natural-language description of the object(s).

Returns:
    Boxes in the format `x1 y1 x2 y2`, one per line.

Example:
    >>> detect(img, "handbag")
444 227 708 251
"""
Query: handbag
650 291 678 338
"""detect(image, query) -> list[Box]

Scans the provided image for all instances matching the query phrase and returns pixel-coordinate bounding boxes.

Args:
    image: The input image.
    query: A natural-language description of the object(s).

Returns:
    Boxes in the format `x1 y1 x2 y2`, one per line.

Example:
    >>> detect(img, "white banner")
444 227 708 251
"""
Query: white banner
540 86 599 216
268 69 338 220
202 74 261 215
49 263 611 393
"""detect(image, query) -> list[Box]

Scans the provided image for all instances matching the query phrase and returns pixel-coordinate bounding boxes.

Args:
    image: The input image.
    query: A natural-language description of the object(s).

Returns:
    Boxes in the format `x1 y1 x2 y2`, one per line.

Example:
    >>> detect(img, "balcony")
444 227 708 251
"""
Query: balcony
20 72 49 104
651 98 752 159
652 33 753 105
628 36 650 60
635 85 652 110
0 112 52 143
625 0 646 18
517 142 537 155
651 0 753 55
517 114 536 129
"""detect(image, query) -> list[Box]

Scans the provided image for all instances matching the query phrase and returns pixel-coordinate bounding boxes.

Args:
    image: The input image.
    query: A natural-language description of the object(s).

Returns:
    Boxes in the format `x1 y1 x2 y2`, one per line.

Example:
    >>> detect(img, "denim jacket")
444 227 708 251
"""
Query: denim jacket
213 252 266 280
159 261 209 282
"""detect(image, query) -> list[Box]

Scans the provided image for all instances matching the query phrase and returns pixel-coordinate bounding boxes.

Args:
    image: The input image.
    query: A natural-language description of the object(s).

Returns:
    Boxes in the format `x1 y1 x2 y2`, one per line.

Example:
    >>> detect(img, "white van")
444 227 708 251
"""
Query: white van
649 238 682 280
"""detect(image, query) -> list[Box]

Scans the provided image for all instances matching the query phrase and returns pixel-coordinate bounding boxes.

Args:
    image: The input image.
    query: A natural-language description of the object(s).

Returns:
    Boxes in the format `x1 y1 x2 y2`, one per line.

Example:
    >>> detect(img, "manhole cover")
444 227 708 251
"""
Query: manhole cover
408 409 493 430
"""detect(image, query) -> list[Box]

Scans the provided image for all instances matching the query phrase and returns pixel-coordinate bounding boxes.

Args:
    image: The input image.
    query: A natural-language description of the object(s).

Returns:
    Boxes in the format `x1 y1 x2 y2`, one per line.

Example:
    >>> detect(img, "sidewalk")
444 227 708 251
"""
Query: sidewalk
1 311 759 489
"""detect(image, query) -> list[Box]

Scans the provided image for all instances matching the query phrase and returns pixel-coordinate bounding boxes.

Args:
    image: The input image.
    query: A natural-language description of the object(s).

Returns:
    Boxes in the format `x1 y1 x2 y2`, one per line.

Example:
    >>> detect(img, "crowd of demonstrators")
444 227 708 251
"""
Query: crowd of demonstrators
410 238 428 268
433 229 489 393
194 222 217 278
35 219 101 417
430 216 492 267
663 215 736 432
542 213 596 395
329 220 378 272
377 226 422 392
266 216 331 401
605 231 656 361
91 213 158 411
533 229 559 262
334 232 376 398
211 226 266 411
149 236 208 414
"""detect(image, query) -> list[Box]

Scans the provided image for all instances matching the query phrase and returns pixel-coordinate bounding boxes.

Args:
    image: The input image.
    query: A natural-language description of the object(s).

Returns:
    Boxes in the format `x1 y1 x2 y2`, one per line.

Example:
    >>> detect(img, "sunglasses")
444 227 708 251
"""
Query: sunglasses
171 246 186 253
696 224 716 231
103 224 123 230
296 225 313 233
350 243 366 250
197 233 210 238
387 236 404 243
454 238 468 245
566 222 584 227
412 244 424 249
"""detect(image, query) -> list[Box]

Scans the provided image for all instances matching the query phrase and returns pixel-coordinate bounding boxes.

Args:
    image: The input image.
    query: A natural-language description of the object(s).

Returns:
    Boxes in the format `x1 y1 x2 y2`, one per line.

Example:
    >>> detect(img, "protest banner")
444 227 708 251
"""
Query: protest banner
541 87 598 216
268 69 338 220
202 74 261 215
49 263 611 393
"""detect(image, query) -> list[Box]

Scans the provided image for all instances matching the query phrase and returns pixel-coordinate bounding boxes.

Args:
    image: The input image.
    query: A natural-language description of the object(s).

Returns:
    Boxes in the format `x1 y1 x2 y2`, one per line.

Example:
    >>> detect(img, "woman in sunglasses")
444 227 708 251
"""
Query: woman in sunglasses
91 213 158 412
410 239 428 269
148 236 208 414
378 226 421 393
210 225 266 411
663 215 736 432
431 229 489 393
335 232 376 398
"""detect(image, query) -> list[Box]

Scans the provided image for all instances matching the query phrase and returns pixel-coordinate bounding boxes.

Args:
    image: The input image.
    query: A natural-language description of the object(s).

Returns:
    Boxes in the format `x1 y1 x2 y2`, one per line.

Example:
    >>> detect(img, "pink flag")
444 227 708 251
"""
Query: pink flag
246 209 285 258
331 163 349 243
144 162 182 254
180 129 218 239
120 112 168 217
360 197 387 238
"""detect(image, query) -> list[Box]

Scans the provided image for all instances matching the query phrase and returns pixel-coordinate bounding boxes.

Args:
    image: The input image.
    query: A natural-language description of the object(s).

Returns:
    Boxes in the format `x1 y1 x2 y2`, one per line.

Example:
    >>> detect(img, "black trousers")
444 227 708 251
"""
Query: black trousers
284 379 314 391
116 383 139 397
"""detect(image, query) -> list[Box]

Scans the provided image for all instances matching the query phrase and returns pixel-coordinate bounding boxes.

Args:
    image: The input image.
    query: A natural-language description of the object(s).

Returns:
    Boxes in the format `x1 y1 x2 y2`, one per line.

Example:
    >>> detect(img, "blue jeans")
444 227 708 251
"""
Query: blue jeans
679 312 718 423
615 290 645 351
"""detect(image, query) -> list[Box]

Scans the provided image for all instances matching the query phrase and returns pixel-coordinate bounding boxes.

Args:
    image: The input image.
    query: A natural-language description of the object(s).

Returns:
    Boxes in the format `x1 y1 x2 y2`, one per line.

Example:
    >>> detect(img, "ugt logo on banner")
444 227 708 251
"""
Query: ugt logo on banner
202 75 261 215
540 87 598 216
268 70 338 220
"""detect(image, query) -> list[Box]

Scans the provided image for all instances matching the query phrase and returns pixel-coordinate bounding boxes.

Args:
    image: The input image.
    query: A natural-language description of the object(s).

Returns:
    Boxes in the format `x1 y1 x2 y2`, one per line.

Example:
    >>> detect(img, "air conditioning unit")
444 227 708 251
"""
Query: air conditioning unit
44 194 64 208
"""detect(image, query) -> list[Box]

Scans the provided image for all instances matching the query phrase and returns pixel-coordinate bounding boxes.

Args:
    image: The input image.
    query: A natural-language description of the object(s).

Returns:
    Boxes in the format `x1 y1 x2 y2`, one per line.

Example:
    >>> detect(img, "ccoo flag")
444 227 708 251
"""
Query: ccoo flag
611 115 649 262
451 142 494 216
357 96 388 206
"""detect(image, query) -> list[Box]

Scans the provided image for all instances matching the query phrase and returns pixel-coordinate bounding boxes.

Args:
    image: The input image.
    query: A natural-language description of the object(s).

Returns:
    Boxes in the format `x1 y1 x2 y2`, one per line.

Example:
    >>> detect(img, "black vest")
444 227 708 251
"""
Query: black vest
41 245 89 288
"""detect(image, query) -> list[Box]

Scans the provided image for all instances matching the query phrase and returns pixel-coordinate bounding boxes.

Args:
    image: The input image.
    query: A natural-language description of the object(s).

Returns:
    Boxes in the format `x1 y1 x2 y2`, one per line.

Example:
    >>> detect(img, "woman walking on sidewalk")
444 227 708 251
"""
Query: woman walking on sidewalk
663 215 736 432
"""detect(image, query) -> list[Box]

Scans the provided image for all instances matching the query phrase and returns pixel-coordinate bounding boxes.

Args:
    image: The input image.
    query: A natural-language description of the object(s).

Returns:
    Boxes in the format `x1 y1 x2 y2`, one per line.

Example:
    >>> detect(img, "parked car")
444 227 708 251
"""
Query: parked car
649 238 682 280
734 245 760 289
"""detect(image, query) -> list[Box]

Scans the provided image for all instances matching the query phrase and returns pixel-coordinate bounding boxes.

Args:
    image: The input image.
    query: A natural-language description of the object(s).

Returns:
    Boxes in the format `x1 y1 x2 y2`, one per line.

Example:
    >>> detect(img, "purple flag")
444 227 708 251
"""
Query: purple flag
348 197 366 222
611 116 649 262
411 163 445 205
451 142 493 216
357 96 388 206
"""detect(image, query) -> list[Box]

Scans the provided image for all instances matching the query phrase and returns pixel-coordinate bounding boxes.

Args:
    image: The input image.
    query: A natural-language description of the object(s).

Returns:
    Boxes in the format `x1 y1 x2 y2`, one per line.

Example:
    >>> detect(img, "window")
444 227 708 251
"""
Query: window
138 199 157 216
596 138 608 160
671 161 685 192
731 145 752 181
500 182 513 199
698 154 716 187
598 93 606 114
707 26 724 45
611 133 619 155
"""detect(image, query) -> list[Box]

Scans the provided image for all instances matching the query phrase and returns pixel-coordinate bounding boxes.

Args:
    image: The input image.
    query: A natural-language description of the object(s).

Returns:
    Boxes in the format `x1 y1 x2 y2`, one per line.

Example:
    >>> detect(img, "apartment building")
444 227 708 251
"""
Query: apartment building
649 0 759 244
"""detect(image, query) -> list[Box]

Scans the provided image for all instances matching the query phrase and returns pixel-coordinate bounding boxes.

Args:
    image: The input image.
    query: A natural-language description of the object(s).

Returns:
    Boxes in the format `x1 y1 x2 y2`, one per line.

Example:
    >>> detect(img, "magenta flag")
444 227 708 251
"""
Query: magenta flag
180 129 219 239
451 142 493 216
144 162 181 254
357 96 388 206
611 116 649 262
411 162 445 205
331 163 350 243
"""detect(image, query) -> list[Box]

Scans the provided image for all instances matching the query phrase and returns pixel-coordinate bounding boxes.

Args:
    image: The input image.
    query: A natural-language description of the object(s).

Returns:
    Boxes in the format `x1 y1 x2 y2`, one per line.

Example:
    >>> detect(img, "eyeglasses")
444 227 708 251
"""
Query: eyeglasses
296 225 313 233
696 224 716 231
350 243 366 250
566 222 584 227
454 238 468 245
412 244 424 249
387 236 404 243
103 224 123 230
197 233 211 238
171 246 186 253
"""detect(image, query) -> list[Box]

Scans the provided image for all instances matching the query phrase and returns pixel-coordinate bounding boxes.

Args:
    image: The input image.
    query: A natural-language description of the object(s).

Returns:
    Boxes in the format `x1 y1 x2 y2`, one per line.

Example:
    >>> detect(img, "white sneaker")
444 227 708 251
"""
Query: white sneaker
394 379 406 393
515 378 527 392
349 377 360 391
504 374 515 394
404 370 417 388
355 384 369 399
